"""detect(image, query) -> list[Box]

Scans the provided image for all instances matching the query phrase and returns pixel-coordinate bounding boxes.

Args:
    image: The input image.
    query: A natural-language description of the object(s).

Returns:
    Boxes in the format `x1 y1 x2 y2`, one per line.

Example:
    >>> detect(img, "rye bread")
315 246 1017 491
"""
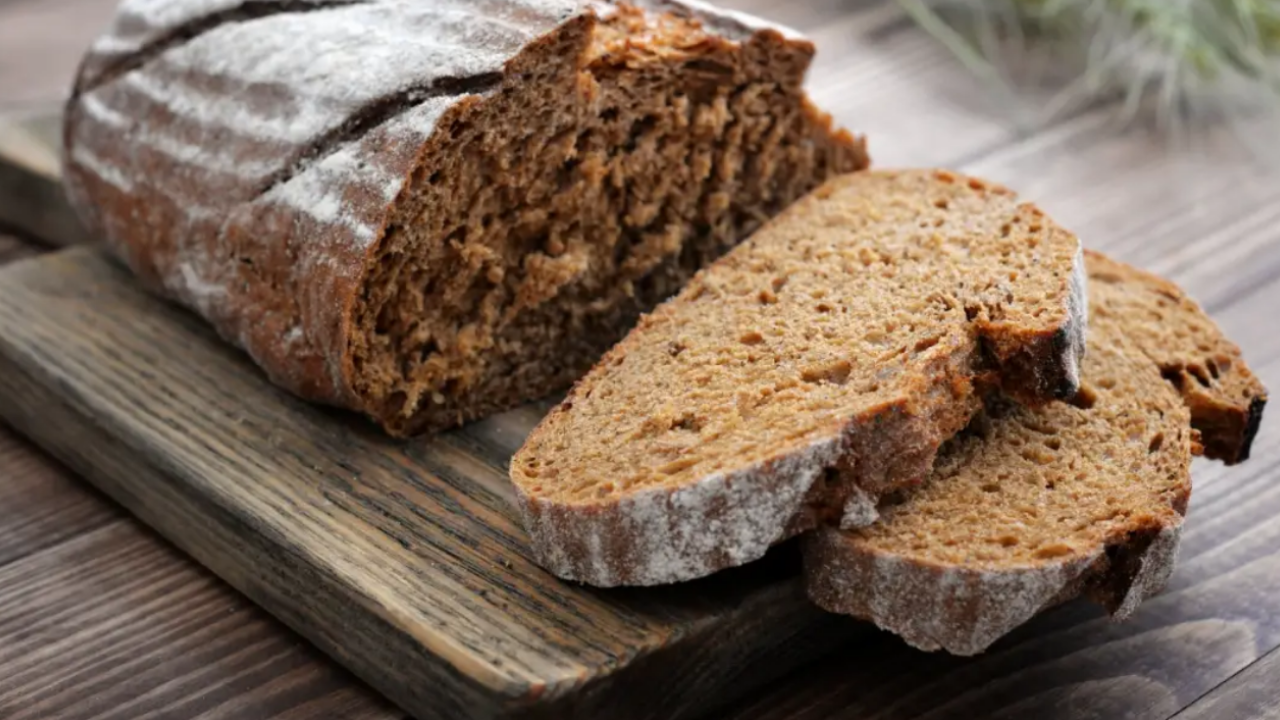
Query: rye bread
61 0 866 436
1086 251 1267 463
803 251 1267 655
510 169 1088 587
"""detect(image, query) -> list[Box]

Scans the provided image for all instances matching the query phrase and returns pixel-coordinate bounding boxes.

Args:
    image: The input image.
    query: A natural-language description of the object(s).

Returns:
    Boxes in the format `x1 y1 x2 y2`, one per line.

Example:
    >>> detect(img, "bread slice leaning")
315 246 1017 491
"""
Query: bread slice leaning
510 169 1088 586
803 251 1267 655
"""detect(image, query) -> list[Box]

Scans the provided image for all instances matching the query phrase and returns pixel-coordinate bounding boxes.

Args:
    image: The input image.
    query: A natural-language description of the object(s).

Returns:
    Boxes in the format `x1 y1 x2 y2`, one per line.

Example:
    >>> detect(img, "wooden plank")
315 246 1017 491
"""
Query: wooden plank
0 425 117 567
0 232 396 718
0 232 117 567
0 520 401 720
0 114 86 247
0 247 863 720
1175 644 1280 720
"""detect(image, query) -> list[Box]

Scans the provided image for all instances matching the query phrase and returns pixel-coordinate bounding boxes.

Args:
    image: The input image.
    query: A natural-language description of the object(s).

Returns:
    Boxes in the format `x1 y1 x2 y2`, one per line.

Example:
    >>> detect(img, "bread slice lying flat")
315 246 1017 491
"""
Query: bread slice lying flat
804 251 1267 655
62 0 867 436
510 169 1088 586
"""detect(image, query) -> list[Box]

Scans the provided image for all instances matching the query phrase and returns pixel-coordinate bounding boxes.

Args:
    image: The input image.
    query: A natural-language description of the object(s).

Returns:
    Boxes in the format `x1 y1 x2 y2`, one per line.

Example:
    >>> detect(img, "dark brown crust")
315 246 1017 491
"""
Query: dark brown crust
60 1 863 436
1239 396 1268 463
990 324 1084 404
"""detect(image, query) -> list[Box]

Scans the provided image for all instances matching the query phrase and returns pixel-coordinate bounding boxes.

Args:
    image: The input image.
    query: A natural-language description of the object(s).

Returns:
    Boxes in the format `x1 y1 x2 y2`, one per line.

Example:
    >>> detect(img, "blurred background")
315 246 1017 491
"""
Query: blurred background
5 0 1278 154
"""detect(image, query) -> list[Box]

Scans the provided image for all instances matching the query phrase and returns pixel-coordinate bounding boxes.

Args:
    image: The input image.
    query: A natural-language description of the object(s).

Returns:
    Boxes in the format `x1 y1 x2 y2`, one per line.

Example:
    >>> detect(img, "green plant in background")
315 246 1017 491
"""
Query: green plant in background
900 0 1280 130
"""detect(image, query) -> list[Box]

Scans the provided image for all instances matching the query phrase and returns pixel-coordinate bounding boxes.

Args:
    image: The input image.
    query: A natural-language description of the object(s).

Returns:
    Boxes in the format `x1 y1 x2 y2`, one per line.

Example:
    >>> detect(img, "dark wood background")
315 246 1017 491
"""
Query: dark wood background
2 0 1278 718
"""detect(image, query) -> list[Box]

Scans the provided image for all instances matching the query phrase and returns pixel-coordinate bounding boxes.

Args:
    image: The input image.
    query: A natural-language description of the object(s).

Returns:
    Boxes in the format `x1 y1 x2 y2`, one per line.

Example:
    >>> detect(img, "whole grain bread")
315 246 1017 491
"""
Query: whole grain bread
1086 251 1267 463
62 0 867 436
803 252 1267 656
510 169 1088 587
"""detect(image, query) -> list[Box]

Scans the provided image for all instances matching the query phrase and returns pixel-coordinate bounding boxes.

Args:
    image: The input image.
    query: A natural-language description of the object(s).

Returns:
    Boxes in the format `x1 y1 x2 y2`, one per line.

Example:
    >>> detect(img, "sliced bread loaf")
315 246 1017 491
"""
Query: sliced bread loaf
803 251 1266 655
510 169 1088 586
62 0 867 436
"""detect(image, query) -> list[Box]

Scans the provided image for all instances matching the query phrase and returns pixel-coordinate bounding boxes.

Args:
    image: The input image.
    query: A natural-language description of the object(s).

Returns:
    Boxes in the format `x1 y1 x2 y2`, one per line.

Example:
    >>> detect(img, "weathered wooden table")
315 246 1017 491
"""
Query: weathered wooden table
2 1 1278 718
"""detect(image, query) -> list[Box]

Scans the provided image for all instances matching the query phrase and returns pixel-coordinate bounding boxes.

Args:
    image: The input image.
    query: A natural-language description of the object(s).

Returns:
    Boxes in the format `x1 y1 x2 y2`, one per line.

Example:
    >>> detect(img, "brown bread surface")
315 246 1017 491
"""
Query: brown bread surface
1086 251 1267 463
804 252 1267 655
511 169 1088 587
61 0 867 436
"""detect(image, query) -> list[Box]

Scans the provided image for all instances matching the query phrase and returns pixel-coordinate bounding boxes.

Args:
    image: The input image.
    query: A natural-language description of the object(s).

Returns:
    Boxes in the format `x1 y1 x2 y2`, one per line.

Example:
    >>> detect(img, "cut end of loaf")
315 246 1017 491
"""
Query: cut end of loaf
512 169 1088 586
346 3 867 436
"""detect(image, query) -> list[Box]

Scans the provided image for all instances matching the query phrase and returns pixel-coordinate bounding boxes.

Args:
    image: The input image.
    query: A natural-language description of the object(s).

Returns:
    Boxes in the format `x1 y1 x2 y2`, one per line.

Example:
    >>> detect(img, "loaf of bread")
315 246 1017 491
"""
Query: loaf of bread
62 0 867 436
803 251 1267 655
510 169 1088 587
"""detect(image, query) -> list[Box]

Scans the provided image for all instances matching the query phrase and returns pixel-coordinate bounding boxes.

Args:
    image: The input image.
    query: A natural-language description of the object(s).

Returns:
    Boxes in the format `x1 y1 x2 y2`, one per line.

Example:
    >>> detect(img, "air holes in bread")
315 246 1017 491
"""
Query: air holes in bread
1068 385 1098 410
914 336 940 353
1187 364 1212 388
801 359 853 385
1034 543 1073 559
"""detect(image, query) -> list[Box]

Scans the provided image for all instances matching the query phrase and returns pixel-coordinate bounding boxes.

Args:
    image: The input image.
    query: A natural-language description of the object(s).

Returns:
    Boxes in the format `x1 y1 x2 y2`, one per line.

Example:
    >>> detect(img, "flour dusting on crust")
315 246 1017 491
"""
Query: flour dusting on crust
520 436 842 586
1113 522 1182 619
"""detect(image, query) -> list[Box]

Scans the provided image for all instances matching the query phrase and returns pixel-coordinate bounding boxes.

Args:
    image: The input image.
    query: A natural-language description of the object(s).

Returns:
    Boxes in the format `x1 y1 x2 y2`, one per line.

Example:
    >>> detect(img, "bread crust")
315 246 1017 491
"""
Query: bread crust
61 0 854 433
513 171 1089 587
803 520 1182 656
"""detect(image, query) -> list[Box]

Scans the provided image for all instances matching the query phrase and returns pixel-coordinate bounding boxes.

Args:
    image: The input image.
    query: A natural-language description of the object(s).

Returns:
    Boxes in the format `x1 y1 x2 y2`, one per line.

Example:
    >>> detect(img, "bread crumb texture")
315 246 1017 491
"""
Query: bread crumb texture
512 169 1086 586
803 251 1266 656
62 0 867 436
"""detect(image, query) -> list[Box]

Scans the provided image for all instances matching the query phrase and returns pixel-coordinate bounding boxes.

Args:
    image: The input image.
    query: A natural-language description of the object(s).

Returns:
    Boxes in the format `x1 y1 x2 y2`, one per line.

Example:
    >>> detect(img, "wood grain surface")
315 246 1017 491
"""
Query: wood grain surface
0 426 115 566
0 247 869 720
1177 644 1280 720
0 521 400 720
0 115 87 247
2 1 1279 719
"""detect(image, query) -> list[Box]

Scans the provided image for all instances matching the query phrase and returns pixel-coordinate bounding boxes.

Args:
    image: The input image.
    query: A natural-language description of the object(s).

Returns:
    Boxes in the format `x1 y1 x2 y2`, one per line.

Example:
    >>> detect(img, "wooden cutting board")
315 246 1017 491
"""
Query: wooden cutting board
0 246 869 720
0 113 87 247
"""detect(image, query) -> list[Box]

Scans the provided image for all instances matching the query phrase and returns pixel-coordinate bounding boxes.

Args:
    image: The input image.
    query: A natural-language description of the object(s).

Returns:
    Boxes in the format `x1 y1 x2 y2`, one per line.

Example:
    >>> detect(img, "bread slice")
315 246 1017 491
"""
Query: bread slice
1086 252 1267 463
62 0 867 437
803 251 1267 655
510 169 1088 586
